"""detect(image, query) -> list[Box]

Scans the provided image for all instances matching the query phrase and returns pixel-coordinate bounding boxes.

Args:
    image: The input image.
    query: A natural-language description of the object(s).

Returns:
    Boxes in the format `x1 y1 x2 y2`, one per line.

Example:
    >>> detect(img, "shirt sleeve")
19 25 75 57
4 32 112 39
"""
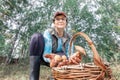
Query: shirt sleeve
66 42 74 58
43 30 52 63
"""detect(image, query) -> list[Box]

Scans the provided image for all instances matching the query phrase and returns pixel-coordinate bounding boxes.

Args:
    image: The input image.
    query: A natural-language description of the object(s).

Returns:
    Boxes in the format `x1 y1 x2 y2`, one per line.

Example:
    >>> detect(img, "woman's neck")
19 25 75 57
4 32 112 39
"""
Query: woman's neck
55 28 64 37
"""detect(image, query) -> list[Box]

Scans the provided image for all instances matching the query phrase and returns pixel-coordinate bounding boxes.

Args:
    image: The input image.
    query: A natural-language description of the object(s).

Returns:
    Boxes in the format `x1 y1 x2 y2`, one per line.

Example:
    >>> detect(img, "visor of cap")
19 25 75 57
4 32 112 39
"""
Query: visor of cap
54 11 67 18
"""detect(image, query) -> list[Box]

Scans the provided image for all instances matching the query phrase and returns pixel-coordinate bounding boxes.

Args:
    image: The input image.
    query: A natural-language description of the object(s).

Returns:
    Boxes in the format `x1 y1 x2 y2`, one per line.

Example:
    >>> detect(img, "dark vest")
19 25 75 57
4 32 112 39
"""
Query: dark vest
47 28 71 54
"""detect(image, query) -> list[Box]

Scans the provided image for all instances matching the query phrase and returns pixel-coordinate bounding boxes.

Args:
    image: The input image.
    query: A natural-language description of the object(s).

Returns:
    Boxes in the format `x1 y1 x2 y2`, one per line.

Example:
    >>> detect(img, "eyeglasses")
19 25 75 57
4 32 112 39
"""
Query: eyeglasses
55 18 66 21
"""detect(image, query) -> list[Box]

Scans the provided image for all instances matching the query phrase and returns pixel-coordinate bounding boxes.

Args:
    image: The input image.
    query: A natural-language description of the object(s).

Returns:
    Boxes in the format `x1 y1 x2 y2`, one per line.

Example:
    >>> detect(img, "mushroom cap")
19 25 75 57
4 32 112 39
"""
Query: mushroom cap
54 55 62 62
75 45 86 55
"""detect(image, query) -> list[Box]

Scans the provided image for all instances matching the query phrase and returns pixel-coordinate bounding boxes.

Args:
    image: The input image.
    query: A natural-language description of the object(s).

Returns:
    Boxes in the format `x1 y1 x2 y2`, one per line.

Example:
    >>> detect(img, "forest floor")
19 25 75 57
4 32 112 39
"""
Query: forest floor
0 59 120 80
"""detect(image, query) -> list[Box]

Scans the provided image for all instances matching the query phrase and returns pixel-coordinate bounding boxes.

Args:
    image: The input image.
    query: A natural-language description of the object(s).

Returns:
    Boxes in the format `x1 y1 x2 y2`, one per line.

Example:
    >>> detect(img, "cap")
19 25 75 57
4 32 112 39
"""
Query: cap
53 11 67 19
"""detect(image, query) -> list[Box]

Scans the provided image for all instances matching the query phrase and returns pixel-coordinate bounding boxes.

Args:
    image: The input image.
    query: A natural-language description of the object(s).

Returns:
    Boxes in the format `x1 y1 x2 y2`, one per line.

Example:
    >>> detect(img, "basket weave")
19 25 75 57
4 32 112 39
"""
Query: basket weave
52 32 113 80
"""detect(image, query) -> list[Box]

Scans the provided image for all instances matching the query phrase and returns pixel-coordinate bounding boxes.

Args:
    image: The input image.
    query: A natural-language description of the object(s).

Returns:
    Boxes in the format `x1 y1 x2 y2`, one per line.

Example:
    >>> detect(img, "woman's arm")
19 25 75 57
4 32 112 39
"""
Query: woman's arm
43 30 52 63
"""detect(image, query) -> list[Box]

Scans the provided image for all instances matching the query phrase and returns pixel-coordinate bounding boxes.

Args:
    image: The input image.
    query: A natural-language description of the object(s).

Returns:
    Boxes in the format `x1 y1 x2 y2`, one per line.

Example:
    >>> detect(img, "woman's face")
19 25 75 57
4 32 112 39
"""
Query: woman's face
54 15 67 29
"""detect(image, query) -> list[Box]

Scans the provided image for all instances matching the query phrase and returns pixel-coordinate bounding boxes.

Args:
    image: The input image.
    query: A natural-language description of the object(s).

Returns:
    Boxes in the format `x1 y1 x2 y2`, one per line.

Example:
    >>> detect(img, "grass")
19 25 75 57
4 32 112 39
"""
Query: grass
111 63 120 80
0 59 51 80
0 59 120 80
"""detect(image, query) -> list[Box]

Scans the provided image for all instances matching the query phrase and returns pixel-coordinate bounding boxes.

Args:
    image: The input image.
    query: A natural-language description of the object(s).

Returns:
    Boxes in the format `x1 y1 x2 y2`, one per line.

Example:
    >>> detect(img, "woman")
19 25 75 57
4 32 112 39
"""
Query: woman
43 11 70 63
29 11 81 80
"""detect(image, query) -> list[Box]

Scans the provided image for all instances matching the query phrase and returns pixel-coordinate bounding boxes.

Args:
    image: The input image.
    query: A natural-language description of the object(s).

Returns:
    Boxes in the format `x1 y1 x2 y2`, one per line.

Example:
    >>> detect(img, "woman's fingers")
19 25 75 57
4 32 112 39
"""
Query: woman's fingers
57 60 69 67
70 57 78 64
74 57 81 63
44 54 56 60
50 59 58 67
69 56 81 64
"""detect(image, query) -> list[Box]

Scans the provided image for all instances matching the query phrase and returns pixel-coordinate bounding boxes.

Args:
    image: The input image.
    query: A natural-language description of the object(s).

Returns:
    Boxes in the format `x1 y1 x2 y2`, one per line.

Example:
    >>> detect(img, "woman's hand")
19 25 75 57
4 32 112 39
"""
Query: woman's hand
69 45 86 65
57 59 69 67
44 54 59 67
44 54 69 67
69 52 82 64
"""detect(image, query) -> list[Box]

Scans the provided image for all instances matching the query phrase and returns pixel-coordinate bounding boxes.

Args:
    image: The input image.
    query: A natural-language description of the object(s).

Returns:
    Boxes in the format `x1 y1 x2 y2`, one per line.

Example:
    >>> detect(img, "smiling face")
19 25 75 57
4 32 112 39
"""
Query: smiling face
53 15 67 29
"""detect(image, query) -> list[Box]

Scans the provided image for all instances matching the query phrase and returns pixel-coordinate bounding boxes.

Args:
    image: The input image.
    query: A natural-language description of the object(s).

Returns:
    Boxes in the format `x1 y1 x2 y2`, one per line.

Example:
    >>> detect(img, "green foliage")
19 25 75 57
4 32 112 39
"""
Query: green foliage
113 26 120 33
94 0 120 62
0 35 5 55
0 0 120 62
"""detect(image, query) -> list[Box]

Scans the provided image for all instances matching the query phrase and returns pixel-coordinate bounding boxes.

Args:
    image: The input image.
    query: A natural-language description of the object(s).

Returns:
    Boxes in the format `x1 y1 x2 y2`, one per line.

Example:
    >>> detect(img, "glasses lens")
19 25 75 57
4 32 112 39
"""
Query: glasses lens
55 18 66 21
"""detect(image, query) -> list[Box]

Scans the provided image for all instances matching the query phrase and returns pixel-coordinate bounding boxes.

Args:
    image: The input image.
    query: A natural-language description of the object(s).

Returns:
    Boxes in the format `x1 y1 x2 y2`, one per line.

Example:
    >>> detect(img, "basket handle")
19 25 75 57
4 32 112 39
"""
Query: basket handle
69 32 107 71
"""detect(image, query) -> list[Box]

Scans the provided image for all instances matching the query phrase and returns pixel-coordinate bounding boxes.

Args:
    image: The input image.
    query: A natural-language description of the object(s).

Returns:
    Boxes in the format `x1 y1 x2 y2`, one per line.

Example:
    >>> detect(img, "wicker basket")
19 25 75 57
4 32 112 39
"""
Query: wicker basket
52 32 113 80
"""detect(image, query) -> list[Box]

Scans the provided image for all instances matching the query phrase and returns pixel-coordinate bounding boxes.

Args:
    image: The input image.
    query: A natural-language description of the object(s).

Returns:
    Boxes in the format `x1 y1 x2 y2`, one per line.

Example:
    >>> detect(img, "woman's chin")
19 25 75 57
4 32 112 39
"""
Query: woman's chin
57 26 66 29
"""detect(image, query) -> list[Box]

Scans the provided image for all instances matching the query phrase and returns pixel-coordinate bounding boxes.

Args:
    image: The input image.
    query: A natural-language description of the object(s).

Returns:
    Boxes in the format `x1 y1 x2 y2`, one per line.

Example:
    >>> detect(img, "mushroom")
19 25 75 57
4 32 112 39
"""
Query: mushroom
54 55 62 62
62 55 67 61
75 45 86 56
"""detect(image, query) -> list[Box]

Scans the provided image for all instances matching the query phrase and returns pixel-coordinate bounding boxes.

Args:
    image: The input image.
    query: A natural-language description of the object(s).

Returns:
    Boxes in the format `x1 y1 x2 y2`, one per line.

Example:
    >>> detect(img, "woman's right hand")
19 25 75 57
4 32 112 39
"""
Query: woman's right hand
45 54 69 67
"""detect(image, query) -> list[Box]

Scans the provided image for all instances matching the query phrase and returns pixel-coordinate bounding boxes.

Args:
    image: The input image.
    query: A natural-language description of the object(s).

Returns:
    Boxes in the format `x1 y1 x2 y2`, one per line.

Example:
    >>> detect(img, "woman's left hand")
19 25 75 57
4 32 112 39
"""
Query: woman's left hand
69 52 82 64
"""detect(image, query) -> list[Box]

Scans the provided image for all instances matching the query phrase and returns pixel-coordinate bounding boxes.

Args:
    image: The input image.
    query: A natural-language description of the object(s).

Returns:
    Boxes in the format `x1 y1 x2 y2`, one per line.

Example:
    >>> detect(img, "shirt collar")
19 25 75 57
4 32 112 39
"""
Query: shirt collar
51 28 69 43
